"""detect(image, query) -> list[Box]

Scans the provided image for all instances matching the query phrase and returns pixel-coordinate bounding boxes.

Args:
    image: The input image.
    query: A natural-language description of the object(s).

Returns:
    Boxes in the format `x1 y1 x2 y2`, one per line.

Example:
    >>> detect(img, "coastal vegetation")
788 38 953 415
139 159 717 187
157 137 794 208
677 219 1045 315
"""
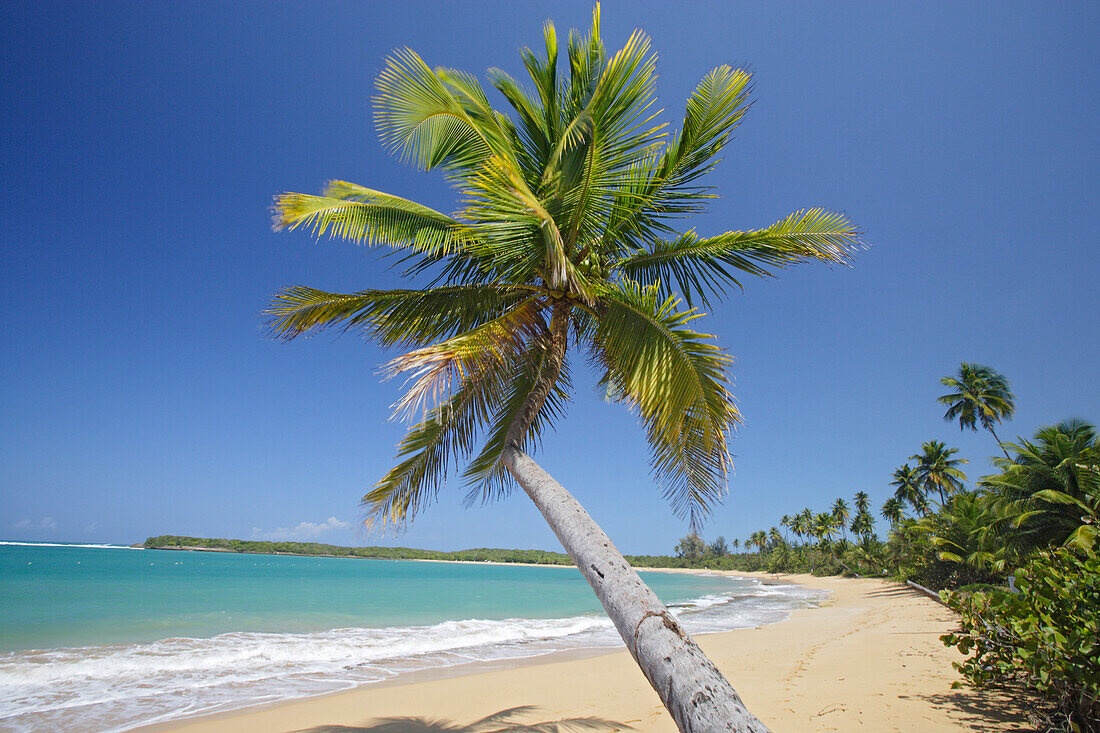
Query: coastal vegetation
142 536 574 564
672 363 1098 731
265 4 857 730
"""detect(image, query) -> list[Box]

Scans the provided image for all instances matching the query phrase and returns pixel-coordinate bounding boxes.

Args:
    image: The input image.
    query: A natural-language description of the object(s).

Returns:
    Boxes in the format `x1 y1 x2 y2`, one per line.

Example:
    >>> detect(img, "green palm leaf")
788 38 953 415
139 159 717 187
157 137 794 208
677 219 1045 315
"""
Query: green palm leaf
265 285 524 345
616 209 859 306
273 180 470 257
585 280 738 527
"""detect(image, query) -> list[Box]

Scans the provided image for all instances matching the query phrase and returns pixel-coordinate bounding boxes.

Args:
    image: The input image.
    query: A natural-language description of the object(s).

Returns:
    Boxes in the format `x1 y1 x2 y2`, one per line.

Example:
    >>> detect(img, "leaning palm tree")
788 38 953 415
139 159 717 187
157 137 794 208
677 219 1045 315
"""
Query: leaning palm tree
938 363 1015 458
268 8 858 730
912 441 968 506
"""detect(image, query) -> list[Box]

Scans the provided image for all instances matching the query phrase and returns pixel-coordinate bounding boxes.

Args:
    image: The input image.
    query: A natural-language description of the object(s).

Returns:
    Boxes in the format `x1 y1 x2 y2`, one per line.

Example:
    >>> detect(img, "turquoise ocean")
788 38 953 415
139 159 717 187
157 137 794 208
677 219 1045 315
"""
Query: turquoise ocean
0 542 824 732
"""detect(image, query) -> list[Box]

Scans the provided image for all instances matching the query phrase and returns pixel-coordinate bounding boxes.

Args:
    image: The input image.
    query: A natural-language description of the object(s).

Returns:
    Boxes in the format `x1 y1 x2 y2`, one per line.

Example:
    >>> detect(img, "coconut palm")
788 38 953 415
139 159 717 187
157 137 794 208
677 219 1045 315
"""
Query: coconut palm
916 491 1008 577
831 498 850 539
795 507 814 546
880 497 905 528
779 514 791 543
890 464 926 515
982 419 1099 555
938 363 1015 458
850 509 874 539
853 490 870 515
912 441 968 506
813 512 840 543
266 8 859 730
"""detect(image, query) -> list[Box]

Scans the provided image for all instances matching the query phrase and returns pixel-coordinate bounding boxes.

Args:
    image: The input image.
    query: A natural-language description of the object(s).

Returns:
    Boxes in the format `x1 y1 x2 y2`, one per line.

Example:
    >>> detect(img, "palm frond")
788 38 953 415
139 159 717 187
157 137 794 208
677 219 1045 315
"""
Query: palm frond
272 181 470 257
363 359 510 532
462 340 573 503
385 298 547 420
615 209 859 306
600 65 753 248
374 48 499 173
265 284 524 346
584 280 738 528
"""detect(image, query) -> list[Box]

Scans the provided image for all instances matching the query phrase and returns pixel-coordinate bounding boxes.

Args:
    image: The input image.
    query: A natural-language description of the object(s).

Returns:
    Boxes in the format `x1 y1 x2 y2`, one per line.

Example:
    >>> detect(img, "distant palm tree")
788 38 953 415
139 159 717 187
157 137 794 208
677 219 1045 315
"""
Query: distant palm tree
814 512 840 543
881 497 905 527
266 7 857 730
831 498 850 539
850 509 874 539
938 363 1015 458
768 526 783 549
780 514 792 543
853 490 871 515
890 464 926 515
800 508 818 541
912 441 968 506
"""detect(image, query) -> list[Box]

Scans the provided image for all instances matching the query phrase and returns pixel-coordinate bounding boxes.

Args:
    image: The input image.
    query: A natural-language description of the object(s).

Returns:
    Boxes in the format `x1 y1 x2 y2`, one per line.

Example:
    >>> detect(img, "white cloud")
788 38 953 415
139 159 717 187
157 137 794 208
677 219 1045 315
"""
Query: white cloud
12 517 56 531
251 516 352 542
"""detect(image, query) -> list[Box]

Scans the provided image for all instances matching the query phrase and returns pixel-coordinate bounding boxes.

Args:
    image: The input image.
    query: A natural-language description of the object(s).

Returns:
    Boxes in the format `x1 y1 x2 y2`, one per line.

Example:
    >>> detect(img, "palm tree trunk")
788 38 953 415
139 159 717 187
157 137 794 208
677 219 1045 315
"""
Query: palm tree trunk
987 425 1011 460
502 299 768 733
503 447 768 732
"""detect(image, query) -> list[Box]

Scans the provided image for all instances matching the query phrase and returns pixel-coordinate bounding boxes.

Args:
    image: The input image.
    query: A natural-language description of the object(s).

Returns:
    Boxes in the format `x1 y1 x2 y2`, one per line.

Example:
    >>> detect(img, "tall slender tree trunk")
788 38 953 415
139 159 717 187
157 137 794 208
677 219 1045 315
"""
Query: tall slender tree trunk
987 425 1011 460
503 447 768 732
500 299 769 733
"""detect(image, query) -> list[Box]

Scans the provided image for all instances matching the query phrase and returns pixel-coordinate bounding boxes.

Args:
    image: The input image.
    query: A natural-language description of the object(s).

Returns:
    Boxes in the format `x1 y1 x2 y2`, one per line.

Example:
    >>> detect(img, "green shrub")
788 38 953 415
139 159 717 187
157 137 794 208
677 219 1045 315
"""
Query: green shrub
942 548 1100 731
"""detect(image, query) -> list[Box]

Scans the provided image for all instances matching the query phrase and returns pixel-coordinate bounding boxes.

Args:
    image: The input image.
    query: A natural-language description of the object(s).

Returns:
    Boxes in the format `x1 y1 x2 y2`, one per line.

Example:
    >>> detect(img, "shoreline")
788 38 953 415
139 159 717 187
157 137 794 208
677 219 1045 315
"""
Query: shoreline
136 570 1028 733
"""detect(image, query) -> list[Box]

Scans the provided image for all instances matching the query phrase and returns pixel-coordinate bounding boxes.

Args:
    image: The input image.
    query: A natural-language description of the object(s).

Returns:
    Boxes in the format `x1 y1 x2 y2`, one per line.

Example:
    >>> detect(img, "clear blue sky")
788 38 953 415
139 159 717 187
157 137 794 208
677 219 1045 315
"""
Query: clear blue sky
2 1 1097 554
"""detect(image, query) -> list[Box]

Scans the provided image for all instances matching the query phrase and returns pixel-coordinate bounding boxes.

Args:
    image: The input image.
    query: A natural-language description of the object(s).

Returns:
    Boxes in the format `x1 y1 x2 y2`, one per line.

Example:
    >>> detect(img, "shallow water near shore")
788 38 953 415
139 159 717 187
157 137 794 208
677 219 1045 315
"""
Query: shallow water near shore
0 543 825 732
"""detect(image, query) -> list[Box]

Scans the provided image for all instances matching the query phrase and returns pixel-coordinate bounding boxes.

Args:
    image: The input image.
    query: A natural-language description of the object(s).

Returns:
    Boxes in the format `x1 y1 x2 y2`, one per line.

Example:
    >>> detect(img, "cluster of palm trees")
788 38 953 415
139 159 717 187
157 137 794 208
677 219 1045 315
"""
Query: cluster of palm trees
882 365 1096 585
778 493 876 547
896 417 1099 586
723 364 1096 586
884 441 968 521
703 492 883 575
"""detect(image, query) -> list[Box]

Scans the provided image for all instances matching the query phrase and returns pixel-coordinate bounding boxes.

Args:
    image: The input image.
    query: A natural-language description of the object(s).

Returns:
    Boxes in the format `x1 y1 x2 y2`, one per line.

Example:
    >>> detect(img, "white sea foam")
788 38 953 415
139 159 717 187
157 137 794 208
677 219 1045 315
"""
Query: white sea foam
0 578 824 733
0 542 139 550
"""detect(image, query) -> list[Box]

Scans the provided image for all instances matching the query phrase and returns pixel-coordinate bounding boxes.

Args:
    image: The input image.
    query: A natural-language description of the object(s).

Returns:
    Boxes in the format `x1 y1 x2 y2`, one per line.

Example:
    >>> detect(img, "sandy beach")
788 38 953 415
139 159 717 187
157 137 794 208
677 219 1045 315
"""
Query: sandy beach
140 571 1028 733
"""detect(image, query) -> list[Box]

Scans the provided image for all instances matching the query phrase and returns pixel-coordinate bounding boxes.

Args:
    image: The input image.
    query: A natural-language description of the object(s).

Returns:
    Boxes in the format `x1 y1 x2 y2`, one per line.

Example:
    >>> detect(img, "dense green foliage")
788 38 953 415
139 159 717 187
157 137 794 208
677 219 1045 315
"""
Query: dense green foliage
942 549 1099 732
143 536 572 565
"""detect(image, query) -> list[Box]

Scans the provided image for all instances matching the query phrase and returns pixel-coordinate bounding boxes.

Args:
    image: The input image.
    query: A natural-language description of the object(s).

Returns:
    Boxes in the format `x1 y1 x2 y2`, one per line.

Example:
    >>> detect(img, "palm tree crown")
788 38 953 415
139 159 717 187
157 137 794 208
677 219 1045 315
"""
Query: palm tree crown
881 497 905 526
267 7 859 530
938 363 1015 457
911 441 968 507
890 463 926 515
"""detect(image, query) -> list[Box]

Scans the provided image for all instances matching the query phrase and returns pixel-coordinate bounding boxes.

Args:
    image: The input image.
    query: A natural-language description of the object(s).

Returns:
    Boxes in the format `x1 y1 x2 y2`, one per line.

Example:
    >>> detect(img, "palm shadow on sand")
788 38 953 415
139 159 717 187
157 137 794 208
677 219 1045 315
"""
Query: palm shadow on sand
295 705 631 733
